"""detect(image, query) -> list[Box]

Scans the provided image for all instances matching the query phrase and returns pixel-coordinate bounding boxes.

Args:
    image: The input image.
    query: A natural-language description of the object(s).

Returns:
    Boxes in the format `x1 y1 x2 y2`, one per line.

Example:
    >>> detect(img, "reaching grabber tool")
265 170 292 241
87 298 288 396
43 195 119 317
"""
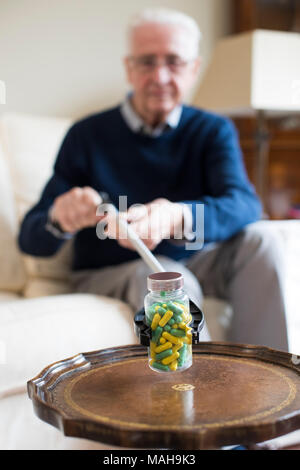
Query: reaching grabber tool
97 191 165 273
97 192 205 372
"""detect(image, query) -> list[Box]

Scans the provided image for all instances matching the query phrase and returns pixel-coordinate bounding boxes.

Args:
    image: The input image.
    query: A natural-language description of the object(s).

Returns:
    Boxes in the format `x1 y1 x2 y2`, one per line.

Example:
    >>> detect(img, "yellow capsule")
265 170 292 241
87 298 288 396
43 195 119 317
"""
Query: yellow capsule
172 324 178 329
182 335 192 345
178 322 186 330
155 341 172 354
151 313 161 330
155 305 160 311
186 331 192 341
181 313 188 323
172 341 184 353
159 310 173 327
159 337 166 344
170 360 178 371
150 340 156 355
162 351 180 365
163 304 167 308
180 324 192 334
149 359 154 366
162 331 181 344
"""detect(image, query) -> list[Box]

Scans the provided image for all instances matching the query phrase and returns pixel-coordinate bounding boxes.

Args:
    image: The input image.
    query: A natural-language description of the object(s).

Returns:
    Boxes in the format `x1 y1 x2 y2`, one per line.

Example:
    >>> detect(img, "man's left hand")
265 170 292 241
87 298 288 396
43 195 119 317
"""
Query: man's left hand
102 198 184 251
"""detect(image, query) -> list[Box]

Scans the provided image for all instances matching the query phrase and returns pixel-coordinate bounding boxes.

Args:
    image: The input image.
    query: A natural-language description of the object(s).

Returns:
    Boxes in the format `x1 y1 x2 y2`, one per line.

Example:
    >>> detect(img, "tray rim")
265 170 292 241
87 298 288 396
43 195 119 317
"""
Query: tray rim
27 342 300 449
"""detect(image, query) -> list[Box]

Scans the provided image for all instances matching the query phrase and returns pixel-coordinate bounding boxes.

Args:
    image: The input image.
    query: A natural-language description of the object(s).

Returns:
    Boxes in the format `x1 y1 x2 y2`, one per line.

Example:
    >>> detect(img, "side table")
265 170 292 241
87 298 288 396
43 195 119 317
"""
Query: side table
27 343 300 449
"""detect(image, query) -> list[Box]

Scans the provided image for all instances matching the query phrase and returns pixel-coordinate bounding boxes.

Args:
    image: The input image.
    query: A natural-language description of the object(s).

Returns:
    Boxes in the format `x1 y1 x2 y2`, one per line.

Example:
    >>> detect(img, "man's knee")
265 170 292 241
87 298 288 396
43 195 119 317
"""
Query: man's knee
240 221 285 260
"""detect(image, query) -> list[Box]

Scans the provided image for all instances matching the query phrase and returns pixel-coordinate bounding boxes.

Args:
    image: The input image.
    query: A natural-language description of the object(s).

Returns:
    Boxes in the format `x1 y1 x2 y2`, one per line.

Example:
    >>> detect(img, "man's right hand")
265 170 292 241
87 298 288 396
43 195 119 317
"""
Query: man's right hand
51 186 104 233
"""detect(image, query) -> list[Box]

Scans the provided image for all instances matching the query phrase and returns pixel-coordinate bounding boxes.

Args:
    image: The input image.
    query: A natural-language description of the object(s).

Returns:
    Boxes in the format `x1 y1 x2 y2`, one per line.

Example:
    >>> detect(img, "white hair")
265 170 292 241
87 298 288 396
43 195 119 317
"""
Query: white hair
127 8 202 59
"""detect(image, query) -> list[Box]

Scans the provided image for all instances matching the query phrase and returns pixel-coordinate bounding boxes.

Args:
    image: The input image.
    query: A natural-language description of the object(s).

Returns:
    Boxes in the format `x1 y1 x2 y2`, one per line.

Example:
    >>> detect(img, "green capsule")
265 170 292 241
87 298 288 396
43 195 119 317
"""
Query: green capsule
156 307 167 315
164 324 171 332
151 361 170 372
168 318 175 326
166 301 183 315
155 348 173 361
146 303 165 326
150 302 163 310
170 328 186 337
146 310 155 326
178 343 187 367
173 314 183 323
147 305 156 318
152 326 163 344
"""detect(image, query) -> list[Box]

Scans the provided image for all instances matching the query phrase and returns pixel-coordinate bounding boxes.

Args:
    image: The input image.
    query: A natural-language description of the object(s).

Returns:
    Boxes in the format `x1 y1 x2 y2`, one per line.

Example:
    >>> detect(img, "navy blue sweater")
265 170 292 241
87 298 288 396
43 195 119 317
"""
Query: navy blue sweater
18 105 262 270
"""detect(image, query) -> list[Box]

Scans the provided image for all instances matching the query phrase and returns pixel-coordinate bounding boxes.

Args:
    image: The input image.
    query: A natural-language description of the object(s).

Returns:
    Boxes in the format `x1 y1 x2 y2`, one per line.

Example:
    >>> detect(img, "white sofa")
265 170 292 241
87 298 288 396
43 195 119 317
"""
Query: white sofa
0 112 299 450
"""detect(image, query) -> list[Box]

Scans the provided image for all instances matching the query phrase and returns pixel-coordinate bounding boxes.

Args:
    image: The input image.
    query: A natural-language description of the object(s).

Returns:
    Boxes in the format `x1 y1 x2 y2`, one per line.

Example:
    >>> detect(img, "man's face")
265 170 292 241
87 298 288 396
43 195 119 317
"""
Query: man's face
124 23 201 123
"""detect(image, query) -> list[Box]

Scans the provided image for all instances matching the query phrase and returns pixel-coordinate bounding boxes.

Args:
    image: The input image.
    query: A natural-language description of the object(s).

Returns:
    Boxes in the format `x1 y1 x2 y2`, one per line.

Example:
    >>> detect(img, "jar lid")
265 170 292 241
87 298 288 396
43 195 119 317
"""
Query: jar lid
147 272 184 291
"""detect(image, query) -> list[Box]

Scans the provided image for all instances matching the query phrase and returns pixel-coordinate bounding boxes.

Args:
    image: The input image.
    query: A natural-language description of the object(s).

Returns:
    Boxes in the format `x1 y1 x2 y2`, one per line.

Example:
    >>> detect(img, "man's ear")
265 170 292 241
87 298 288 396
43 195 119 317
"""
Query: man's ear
188 56 202 90
192 56 202 78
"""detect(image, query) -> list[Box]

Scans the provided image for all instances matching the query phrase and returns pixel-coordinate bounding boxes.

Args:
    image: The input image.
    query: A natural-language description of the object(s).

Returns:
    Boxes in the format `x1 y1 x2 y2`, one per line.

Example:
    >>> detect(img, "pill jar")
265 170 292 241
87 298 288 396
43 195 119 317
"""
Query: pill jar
144 272 192 373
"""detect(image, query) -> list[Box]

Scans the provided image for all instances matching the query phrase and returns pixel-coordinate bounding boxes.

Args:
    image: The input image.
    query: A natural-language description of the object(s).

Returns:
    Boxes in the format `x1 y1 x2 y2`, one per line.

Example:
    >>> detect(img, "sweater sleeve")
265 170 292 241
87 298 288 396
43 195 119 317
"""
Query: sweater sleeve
18 124 88 257
181 117 262 244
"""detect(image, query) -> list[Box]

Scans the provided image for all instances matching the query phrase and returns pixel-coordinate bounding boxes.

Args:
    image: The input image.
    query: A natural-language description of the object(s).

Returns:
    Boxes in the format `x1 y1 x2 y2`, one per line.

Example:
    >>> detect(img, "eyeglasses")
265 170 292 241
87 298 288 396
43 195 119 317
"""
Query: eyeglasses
128 54 192 74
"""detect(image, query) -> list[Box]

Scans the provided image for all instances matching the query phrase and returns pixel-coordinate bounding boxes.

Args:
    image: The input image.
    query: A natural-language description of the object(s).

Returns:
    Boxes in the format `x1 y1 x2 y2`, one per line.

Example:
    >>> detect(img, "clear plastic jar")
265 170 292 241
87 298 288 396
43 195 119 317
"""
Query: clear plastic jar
144 272 193 373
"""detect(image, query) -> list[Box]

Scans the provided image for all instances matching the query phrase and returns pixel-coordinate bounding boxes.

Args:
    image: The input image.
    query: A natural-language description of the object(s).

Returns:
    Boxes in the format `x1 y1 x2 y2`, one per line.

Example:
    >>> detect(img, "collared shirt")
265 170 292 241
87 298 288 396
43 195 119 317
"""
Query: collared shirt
120 94 182 137
120 95 194 242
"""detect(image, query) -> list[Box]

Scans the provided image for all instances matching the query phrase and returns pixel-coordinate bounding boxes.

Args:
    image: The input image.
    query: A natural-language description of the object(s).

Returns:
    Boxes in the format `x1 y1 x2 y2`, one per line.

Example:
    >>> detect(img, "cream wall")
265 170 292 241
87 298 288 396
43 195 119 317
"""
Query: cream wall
0 0 232 119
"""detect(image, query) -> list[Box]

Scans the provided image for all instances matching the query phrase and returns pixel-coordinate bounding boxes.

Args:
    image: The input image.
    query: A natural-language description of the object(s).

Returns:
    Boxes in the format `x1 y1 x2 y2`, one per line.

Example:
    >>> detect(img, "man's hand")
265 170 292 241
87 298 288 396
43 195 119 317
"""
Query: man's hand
51 186 104 233
103 198 184 251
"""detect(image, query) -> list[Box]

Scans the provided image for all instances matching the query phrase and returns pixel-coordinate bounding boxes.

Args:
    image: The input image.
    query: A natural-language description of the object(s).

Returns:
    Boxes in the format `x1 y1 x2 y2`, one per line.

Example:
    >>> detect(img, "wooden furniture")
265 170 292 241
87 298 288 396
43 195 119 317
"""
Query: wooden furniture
232 0 300 217
27 343 300 450
233 0 300 33
233 117 300 217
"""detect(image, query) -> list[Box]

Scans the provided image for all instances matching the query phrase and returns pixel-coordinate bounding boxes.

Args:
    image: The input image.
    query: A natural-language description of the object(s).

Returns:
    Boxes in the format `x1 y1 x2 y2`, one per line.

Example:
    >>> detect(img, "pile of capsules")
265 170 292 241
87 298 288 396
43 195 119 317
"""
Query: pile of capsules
146 300 192 372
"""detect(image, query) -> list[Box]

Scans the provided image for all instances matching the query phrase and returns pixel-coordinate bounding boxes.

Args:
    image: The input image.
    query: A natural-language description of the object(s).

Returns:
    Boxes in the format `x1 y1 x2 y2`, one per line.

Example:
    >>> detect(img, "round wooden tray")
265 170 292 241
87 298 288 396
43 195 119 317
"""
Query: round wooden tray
27 343 300 449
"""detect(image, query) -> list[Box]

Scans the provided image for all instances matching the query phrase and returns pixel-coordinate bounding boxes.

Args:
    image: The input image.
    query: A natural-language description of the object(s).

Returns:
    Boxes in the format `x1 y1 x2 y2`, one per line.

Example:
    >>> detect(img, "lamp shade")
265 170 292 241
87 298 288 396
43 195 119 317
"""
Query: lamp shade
194 30 300 115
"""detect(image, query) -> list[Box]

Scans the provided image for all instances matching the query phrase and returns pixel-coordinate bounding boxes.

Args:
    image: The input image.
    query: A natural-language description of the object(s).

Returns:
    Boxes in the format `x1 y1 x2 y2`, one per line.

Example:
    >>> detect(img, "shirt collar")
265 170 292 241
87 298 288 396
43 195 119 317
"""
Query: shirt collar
120 94 182 137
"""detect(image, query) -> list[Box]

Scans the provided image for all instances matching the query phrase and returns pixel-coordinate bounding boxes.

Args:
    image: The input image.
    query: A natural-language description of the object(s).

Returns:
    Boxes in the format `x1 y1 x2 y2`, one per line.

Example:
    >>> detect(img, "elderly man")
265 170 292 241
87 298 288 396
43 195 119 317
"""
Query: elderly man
18 8 288 351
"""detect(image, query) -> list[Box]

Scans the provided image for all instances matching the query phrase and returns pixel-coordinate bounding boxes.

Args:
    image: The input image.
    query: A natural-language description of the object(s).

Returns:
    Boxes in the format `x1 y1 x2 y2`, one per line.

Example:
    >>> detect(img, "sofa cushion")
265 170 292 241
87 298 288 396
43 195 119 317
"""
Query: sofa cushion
0 293 137 395
0 113 72 221
0 139 26 292
0 292 21 303
276 220 300 354
22 278 72 299
0 113 73 285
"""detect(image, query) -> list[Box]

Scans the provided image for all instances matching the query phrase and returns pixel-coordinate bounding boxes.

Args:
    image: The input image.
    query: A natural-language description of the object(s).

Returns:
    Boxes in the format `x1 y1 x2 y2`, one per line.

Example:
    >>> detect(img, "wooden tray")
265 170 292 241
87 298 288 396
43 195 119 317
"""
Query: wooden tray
27 343 300 449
